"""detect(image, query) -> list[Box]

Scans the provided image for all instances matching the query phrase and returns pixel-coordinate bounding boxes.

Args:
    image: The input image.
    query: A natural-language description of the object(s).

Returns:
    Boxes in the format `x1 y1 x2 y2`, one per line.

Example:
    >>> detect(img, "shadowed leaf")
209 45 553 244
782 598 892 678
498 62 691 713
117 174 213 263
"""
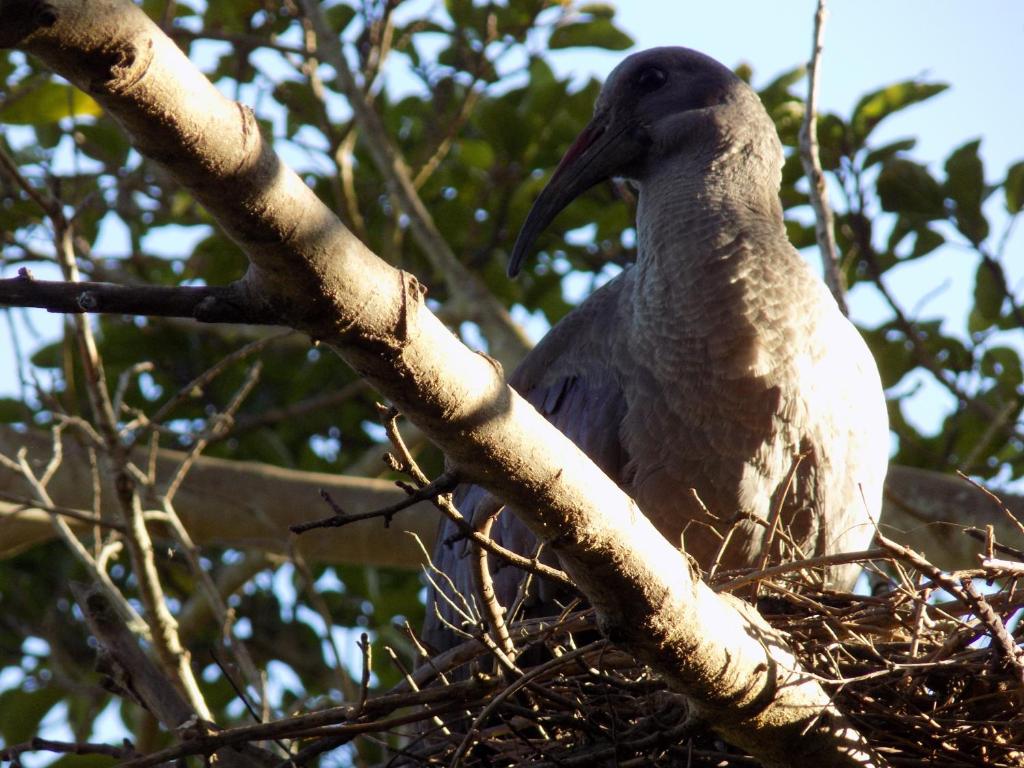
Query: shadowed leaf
877 159 945 219
550 18 633 50
851 81 948 145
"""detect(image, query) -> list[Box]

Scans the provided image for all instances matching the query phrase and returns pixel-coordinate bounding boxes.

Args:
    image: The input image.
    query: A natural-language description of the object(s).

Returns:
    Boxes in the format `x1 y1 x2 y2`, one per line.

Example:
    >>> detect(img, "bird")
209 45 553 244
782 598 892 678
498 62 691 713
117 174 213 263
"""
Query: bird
422 47 889 655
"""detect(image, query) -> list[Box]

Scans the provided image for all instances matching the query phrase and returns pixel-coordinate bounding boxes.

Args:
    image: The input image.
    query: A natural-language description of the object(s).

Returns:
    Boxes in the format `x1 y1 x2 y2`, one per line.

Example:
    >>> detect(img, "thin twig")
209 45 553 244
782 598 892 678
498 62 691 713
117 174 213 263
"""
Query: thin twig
0 489 125 532
955 470 1024 538
471 496 517 662
163 361 262 503
148 330 292 427
715 548 889 593
799 0 848 314
290 472 457 534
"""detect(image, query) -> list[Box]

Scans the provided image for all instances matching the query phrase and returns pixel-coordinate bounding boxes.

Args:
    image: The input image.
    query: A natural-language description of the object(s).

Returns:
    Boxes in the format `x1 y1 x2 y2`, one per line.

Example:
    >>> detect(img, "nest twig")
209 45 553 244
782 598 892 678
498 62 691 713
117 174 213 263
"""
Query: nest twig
393 539 1024 768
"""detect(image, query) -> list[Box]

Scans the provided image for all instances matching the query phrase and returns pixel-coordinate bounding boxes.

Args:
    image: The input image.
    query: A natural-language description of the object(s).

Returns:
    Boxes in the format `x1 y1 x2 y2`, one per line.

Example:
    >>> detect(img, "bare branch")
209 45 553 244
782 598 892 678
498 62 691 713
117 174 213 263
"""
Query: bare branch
799 0 848 315
0 273 279 324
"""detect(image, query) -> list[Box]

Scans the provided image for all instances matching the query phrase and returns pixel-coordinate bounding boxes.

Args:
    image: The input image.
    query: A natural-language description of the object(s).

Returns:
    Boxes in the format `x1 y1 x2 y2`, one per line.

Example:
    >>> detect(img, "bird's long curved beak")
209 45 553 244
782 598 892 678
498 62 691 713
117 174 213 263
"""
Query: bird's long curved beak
508 113 647 277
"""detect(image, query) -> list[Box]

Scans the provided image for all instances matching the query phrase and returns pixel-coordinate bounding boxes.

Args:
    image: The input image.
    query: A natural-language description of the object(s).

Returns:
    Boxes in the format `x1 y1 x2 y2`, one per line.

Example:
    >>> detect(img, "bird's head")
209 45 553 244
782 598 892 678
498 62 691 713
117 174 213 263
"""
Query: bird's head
508 47 780 277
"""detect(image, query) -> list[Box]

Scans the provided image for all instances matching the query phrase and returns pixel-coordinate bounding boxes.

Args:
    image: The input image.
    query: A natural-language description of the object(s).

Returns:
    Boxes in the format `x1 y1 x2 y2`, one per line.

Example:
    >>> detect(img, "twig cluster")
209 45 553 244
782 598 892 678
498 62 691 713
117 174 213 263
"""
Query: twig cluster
399 540 1024 767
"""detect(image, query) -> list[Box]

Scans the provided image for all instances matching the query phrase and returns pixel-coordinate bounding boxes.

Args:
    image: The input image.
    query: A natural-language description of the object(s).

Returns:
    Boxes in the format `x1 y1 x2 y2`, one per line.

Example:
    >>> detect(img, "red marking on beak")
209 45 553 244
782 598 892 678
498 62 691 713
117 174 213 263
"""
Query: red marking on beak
550 120 606 185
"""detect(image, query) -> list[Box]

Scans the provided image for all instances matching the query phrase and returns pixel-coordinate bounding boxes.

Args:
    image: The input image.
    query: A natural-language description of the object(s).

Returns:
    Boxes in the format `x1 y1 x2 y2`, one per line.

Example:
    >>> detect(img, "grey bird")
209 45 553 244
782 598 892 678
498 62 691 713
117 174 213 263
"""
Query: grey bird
423 47 889 654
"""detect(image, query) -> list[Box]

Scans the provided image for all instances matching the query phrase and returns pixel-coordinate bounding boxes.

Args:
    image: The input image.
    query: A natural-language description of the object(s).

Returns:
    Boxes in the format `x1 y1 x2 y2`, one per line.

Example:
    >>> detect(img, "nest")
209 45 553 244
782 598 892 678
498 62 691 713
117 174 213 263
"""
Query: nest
396 538 1024 767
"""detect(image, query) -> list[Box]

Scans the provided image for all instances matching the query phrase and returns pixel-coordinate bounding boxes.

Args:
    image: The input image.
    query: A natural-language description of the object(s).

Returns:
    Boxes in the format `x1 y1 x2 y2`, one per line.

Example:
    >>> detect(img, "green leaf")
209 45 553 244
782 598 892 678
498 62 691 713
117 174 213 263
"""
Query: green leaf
324 3 356 33
206 0 263 32
981 347 1023 389
445 0 475 25
30 340 63 369
876 159 945 219
1004 161 1024 213
862 138 916 169
972 262 1004 327
186 232 248 284
0 397 31 423
851 81 948 145
549 19 633 50
816 113 848 170
758 65 805 111
75 120 131 167
785 218 816 249
944 139 988 245
910 227 944 259
770 101 803 147
577 3 616 18
0 686 64 744
861 325 914 389
0 81 102 124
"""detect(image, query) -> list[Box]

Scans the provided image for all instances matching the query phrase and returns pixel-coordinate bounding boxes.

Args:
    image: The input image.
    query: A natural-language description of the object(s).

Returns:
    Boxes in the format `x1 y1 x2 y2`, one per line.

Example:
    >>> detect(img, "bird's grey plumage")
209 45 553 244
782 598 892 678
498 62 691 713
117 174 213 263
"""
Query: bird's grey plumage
423 47 888 654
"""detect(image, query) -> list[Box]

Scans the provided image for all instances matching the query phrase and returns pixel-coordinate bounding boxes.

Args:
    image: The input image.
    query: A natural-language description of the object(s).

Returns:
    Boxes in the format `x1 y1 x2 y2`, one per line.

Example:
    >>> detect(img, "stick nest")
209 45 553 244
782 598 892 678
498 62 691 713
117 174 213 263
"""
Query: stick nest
400 546 1024 767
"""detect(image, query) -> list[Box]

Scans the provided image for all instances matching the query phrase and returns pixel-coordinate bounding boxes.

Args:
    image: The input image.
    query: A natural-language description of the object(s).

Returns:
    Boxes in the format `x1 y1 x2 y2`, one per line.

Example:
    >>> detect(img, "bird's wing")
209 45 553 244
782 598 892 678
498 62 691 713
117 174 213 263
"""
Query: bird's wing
422 278 630 653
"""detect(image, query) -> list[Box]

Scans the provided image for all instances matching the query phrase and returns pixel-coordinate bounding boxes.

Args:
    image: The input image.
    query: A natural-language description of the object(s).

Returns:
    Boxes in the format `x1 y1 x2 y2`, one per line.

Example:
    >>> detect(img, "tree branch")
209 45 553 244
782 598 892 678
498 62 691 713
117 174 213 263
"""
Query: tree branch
0 271 279 323
799 0 848 315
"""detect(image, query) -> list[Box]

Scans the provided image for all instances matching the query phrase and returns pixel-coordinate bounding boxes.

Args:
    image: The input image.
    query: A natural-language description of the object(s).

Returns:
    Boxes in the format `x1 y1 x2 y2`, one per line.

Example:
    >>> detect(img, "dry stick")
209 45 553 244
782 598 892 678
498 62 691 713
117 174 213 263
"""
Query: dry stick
959 578 1024 685
146 362 268 706
0 273 271 323
112 361 154 418
375 405 574 588
356 632 372 716
159 496 266 706
163 361 262 503
334 129 368 241
954 469 1024 538
799 0 848 315
753 450 808 595
449 643 598 767
981 558 1024 577
119 689 490 768
0 737 136 763
290 472 457 534
875 533 1024 683
715 548 889 594
471 497 518 663
292 550 362 702
38 192 213 718
1 447 145 632
0 489 125 531
148 329 292 427
380 642 455 740
412 85 483 189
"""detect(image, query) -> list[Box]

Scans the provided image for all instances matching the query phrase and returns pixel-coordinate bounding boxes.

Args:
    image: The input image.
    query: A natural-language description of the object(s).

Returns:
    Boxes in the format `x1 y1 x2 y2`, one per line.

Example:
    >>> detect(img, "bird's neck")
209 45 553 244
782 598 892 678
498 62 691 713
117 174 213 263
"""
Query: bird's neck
626 158 821 379
632 159 798 318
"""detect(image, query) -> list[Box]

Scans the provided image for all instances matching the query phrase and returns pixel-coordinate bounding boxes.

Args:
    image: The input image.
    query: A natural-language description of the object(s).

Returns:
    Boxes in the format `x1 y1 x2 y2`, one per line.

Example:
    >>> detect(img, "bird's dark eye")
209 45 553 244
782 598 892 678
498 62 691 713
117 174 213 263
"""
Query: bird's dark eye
636 66 667 92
